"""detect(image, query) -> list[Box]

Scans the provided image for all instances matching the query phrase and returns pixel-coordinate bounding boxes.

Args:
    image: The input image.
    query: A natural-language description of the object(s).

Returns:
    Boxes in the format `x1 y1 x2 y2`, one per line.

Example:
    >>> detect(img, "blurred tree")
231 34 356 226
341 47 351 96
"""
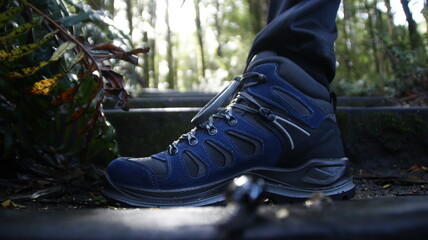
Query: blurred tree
165 0 175 89
246 0 268 35
194 0 206 79
125 0 133 36
334 0 427 96
401 0 425 52
98 0 426 97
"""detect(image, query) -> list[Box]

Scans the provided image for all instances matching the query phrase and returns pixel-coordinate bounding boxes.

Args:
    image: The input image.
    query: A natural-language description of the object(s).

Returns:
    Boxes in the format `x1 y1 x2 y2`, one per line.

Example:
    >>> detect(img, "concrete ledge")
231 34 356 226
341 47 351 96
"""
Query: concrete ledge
105 107 428 167
337 107 428 167
104 96 395 109
1 196 428 239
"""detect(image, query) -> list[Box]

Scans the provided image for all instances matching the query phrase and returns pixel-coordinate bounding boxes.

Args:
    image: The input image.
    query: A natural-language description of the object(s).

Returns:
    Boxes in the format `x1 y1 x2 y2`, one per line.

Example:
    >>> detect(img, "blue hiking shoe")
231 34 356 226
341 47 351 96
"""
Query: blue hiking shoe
104 51 355 207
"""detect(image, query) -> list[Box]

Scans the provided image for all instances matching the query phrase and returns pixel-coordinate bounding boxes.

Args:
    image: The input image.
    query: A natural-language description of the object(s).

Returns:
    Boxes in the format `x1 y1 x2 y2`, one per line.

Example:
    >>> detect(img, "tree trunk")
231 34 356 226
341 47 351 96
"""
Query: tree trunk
375 3 387 90
143 31 150 87
423 0 428 45
364 0 382 79
213 1 223 57
106 0 115 16
165 0 175 89
341 0 354 81
424 0 428 25
400 0 423 50
125 0 133 36
384 0 396 43
193 0 206 79
148 0 159 88
246 0 268 35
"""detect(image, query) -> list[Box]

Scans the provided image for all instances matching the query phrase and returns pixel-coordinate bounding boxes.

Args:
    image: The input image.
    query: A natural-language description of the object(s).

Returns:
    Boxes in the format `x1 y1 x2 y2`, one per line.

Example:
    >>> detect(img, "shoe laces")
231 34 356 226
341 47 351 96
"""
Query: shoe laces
167 72 310 155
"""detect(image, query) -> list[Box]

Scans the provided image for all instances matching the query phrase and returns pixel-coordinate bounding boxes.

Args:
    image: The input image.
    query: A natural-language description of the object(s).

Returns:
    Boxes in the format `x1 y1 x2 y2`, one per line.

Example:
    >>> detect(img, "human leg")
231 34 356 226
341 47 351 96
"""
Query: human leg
248 0 340 88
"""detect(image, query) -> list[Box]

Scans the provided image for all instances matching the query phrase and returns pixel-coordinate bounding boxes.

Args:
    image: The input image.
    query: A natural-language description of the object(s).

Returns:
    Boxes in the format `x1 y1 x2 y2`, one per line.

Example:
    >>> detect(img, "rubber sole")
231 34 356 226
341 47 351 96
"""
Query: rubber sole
103 158 355 208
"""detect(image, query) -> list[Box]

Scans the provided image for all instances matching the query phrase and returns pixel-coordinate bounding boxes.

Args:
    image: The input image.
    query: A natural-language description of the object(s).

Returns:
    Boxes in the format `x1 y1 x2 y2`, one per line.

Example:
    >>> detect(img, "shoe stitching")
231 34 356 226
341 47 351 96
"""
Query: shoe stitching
125 159 159 189
271 86 314 119
202 137 235 170
251 62 326 128
206 122 238 168
179 150 211 181
166 72 265 156
154 151 173 182
226 114 266 159
226 129 264 157
158 66 318 180
250 63 303 116
270 62 327 124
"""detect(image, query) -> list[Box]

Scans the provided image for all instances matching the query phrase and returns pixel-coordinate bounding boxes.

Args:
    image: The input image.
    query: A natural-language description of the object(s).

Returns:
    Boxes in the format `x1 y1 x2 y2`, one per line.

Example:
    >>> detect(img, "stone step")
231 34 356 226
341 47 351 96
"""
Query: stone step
1 196 428 239
104 96 396 108
105 107 428 168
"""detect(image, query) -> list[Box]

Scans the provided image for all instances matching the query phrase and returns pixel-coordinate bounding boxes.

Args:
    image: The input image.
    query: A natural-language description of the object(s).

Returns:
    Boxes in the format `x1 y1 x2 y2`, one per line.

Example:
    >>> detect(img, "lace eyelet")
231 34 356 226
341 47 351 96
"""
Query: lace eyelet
228 117 238 126
189 137 198 146
208 126 218 135
168 145 178 155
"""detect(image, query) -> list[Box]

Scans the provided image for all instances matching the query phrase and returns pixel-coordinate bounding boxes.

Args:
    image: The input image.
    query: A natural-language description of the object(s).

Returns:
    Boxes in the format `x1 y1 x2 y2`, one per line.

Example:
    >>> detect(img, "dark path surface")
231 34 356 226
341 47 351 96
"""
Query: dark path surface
1 195 428 239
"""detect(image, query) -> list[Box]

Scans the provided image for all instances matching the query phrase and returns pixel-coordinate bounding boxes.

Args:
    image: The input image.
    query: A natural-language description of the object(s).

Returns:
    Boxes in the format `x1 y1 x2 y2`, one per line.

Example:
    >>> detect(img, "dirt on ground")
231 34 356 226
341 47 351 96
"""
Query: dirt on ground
1 165 428 210
352 165 428 200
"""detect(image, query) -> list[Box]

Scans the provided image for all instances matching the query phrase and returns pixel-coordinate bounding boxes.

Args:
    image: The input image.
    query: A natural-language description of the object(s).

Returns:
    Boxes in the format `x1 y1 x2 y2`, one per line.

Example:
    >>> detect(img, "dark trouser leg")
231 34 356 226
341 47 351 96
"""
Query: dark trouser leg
247 0 340 89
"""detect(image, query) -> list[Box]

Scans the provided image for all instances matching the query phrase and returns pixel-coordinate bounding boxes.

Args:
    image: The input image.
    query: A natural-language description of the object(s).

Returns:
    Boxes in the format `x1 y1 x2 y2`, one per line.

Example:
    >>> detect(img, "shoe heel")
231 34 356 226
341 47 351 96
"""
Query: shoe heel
251 158 355 202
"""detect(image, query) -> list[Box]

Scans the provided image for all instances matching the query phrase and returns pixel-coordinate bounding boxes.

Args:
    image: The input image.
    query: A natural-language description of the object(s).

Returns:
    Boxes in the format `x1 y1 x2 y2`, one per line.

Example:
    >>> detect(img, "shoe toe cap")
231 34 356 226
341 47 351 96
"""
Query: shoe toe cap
107 157 157 189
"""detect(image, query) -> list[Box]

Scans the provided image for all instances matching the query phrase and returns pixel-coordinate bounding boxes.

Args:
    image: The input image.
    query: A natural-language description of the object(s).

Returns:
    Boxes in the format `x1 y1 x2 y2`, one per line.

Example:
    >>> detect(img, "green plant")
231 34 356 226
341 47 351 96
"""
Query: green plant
0 0 147 181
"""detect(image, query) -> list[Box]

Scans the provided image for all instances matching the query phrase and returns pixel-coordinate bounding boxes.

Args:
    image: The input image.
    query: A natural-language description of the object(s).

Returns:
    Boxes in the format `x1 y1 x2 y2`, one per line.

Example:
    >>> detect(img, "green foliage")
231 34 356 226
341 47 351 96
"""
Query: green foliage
170 0 261 92
126 0 426 97
0 1 24 27
0 0 147 179
1 30 58 61
62 0 134 47
387 45 428 95
332 0 427 97
0 16 39 41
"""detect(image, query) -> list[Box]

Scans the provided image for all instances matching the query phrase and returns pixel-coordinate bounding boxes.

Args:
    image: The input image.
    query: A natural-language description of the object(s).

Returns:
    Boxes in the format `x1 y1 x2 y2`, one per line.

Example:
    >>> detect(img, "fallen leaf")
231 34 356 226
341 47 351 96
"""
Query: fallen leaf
1 199 25 209
408 164 428 173
409 164 422 172
1 200 11 208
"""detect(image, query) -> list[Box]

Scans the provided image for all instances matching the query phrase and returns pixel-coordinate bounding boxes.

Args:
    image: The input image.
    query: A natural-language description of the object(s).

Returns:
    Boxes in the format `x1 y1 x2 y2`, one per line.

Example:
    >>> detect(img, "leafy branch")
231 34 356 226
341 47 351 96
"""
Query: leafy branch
25 1 149 134
0 0 148 181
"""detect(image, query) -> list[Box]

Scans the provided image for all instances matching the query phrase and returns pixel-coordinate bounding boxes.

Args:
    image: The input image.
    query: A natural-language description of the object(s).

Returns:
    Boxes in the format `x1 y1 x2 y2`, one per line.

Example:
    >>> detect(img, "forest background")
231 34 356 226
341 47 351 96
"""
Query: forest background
85 0 427 97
